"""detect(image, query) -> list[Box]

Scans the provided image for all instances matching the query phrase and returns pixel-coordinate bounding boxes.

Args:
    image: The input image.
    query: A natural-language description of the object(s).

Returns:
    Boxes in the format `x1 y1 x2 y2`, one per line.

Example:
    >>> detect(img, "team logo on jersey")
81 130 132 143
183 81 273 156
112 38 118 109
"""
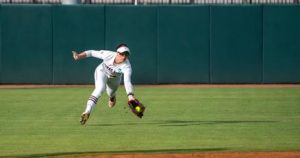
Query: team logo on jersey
104 64 114 73
116 68 122 73
103 64 122 76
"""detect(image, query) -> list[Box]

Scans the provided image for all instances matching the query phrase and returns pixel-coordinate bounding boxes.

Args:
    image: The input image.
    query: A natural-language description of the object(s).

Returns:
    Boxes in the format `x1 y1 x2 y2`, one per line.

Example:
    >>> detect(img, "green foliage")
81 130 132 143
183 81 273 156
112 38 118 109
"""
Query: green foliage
0 87 300 157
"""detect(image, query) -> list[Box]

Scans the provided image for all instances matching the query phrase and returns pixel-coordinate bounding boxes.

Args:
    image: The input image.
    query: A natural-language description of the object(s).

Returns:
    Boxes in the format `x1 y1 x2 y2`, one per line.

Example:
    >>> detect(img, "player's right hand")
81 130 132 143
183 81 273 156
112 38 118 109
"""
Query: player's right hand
72 51 79 60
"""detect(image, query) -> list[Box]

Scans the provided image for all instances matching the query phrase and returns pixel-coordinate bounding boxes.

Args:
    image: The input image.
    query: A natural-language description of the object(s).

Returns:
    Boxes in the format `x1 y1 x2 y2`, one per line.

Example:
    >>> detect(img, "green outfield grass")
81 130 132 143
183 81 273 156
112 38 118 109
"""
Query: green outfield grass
0 86 300 157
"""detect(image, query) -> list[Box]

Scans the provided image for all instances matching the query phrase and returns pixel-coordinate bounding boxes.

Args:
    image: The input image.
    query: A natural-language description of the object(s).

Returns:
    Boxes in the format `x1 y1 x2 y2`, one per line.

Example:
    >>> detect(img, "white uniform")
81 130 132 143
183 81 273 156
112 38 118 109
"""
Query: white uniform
83 50 133 113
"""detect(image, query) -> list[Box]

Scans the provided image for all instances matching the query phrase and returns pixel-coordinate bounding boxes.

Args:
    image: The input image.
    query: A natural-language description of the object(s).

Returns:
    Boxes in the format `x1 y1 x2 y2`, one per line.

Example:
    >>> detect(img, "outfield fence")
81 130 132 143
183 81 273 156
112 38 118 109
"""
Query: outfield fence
0 5 299 84
0 0 299 4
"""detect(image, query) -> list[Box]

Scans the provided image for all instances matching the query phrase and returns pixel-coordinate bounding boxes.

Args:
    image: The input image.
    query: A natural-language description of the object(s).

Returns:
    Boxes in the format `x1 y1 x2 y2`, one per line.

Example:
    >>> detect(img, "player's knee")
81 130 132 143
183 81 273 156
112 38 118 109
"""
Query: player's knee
92 87 105 98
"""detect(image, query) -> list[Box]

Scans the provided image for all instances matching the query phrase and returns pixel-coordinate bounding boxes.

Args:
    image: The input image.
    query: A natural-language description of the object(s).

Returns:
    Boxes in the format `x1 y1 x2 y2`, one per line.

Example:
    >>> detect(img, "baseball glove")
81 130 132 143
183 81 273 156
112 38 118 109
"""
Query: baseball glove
128 99 145 118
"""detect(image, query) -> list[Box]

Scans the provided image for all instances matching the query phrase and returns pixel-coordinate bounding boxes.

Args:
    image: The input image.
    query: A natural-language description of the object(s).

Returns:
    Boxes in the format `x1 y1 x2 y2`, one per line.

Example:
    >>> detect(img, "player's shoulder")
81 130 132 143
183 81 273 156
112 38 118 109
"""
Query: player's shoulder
100 50 117 58
99 50 116 55
123 59 132 68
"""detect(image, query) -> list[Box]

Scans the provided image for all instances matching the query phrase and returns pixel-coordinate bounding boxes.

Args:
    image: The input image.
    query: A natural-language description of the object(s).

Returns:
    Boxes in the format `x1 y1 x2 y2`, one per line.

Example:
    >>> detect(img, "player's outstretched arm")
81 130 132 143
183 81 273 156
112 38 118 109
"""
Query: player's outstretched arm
72 51 87 60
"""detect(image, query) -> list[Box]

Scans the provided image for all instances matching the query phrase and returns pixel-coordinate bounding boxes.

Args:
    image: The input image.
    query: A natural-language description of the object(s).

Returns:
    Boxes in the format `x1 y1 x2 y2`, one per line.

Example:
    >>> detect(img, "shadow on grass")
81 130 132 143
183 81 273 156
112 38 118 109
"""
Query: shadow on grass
1 147 228 158
89 120 277 127
159 120 278 126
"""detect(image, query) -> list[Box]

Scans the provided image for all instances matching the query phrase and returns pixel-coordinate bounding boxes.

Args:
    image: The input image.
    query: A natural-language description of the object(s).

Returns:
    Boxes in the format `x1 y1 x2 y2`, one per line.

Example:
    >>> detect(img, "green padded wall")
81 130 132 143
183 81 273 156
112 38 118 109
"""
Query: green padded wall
52 5 105 84
263 5 300 83
1 5 52 84
105 6 157 84
0 5 300 84
0 5 1 83
157 6 210 83
210 5 263 83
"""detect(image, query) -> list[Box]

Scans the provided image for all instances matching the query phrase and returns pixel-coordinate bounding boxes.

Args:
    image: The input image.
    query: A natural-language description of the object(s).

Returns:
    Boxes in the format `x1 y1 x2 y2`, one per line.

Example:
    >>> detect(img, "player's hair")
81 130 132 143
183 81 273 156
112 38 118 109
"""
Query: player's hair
116 43 128 49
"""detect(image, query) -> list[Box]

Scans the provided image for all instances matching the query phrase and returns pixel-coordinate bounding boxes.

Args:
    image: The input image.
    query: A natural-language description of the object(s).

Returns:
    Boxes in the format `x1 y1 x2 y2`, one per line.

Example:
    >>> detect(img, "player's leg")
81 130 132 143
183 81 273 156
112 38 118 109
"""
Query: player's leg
106 76 122 108
84 68 107 113
80 67 107 125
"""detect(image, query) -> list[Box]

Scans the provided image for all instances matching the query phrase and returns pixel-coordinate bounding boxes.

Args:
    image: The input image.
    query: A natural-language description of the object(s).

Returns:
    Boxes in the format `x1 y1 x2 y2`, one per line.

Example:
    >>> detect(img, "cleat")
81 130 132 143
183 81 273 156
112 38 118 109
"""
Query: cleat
108 96 116 108
80 112 90 125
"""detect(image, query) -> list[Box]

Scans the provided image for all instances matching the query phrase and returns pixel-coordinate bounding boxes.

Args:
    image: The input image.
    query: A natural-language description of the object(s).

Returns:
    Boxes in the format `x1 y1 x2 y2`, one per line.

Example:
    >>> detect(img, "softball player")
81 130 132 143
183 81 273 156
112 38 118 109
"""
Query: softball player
72 44 136 125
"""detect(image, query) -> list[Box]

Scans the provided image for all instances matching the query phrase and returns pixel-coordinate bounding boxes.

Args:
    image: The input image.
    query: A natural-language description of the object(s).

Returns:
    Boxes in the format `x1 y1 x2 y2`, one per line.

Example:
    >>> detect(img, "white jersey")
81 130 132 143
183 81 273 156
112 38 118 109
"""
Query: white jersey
85 50 133 95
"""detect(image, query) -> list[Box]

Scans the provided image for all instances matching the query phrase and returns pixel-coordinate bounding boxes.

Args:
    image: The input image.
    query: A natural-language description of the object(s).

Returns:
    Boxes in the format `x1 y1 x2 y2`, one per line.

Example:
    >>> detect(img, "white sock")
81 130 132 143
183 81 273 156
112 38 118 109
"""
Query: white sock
84 96 98 113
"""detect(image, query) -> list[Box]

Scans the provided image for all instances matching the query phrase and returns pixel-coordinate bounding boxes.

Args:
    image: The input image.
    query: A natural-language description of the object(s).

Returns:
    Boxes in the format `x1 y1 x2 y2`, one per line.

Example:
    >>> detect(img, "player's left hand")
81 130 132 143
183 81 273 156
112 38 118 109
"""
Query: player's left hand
128 99 145 118
128 94 135 101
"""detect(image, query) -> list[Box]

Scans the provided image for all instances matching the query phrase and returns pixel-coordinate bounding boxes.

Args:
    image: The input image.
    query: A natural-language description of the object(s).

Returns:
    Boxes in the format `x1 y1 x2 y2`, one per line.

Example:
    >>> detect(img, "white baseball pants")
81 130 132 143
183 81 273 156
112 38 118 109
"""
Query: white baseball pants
84 65 122 113
92 65 122 98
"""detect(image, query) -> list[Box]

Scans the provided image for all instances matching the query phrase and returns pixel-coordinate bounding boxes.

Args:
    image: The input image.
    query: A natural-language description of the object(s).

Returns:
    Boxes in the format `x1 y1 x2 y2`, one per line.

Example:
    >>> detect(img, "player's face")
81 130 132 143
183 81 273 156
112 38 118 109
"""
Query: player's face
115 52 128 64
